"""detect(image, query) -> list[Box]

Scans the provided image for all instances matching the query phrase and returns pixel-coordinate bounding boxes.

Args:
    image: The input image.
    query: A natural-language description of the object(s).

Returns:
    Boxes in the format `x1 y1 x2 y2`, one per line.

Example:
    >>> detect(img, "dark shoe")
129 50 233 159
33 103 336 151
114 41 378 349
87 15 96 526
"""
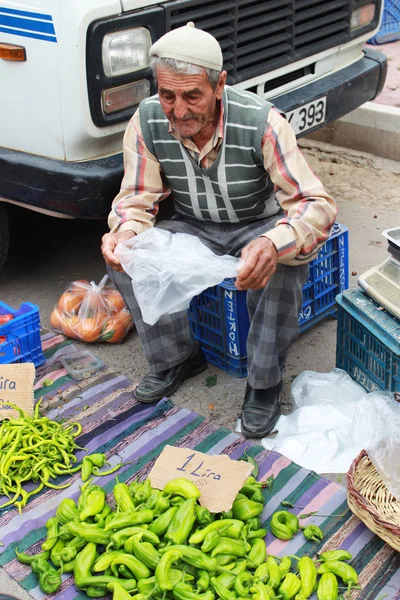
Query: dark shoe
135 343 207 403
240 382 282 438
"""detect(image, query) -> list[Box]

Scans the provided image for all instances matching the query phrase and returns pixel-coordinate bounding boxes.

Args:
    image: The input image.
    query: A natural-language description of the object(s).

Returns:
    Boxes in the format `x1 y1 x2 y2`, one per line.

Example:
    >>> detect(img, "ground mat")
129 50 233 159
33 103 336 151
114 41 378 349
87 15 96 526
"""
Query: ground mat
1 332 399 599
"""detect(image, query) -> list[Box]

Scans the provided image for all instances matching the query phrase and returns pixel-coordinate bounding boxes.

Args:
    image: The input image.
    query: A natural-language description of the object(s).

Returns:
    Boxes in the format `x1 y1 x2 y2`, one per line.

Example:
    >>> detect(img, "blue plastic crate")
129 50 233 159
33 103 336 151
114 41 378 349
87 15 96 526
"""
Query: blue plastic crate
189 223 349 377
336 289 400 393
368 0 400 44
0 301 45 368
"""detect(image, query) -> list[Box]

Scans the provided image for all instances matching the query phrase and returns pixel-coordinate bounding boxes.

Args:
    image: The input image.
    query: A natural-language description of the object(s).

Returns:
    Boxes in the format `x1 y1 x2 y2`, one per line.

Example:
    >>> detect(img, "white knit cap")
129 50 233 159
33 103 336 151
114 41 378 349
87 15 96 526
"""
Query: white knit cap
149 22 223 72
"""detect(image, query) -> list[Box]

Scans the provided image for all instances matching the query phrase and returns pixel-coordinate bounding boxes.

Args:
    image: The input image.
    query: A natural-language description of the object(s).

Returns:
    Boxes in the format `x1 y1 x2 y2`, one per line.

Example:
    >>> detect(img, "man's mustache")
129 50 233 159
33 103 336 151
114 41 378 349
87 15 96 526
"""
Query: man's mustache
171 113 200 122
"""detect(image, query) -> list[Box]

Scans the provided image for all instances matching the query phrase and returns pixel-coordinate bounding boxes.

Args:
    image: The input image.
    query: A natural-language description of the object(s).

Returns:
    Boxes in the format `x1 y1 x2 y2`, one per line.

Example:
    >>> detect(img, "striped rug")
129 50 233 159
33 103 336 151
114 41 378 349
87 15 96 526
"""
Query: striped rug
0 332 399 600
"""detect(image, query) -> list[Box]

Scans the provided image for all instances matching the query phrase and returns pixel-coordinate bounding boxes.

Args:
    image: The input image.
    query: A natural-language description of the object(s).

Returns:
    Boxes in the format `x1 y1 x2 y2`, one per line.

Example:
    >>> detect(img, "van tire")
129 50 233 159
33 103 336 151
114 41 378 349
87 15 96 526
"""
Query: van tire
0 204 10 272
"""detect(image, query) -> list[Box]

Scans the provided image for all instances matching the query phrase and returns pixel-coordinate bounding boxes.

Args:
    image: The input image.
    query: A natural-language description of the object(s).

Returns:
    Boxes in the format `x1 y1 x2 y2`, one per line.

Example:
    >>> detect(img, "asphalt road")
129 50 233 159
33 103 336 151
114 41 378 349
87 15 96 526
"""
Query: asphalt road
1 139 400 599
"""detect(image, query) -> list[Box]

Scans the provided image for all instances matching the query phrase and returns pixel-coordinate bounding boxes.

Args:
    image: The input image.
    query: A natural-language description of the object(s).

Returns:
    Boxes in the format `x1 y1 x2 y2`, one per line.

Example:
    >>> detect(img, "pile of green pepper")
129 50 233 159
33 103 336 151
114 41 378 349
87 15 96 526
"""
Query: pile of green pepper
0 401 124 513
15 472 360 600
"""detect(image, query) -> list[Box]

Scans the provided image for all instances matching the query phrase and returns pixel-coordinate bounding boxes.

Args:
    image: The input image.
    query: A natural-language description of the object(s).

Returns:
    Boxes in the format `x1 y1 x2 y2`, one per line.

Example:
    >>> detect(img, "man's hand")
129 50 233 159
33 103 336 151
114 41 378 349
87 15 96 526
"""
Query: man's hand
101 230 136 272
236 237 278 291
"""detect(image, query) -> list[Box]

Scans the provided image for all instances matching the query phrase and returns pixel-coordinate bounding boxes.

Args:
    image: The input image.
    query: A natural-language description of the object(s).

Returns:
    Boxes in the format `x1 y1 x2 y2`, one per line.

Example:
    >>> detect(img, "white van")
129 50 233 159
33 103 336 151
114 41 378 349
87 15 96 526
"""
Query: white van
0 0 387 268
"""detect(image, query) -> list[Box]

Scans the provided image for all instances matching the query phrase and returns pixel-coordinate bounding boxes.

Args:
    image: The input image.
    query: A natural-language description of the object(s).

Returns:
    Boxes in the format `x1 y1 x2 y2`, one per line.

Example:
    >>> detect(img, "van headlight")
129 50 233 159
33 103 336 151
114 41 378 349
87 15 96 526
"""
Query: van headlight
102 28 151 77
350 4 375 30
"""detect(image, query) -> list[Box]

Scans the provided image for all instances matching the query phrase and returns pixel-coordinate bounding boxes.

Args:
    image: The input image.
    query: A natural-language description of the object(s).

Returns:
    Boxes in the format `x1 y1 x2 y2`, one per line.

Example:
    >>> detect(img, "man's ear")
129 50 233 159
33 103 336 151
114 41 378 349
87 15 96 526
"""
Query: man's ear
216 71 227 100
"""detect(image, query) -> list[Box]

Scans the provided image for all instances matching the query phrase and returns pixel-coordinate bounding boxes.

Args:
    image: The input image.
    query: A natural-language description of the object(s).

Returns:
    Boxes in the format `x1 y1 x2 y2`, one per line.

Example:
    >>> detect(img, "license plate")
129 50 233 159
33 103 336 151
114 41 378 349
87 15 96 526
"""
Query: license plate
286 97 327 135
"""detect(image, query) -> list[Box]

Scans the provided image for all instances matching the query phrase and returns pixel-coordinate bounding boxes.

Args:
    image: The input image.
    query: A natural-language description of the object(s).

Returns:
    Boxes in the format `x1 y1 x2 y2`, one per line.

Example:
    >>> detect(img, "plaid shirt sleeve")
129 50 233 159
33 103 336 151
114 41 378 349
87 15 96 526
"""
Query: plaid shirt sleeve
261 107 337 265
108 109 171 235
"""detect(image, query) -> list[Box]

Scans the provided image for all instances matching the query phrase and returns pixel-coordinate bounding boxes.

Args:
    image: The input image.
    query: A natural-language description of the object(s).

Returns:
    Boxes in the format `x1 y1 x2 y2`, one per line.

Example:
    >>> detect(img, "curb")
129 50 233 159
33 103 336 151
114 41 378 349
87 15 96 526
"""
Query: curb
307 101 400 162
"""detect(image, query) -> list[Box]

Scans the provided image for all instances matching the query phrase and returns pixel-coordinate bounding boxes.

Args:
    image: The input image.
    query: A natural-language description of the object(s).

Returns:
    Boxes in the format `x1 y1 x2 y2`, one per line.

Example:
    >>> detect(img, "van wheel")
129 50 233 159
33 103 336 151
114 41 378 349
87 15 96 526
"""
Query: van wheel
0 204 10 272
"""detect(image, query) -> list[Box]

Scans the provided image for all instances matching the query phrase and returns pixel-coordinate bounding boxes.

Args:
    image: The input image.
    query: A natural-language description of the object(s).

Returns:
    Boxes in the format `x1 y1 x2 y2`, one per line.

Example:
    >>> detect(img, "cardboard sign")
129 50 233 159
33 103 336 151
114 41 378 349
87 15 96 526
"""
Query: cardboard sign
0 363 35 419
149 445 254 512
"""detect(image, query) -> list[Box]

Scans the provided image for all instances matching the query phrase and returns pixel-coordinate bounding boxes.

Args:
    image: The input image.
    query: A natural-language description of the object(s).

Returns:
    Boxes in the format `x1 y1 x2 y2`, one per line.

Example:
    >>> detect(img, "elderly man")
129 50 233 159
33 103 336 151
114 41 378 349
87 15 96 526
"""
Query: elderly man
102 22 337 438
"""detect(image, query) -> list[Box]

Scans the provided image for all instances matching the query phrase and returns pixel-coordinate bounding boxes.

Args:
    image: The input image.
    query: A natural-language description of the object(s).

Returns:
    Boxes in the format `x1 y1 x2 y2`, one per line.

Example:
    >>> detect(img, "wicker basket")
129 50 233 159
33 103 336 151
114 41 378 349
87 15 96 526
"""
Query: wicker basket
347 450 400 551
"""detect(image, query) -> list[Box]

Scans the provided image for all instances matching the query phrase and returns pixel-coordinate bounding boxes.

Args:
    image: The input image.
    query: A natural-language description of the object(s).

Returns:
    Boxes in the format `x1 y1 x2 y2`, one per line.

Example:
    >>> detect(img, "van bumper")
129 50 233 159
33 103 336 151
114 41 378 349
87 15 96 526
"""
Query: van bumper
0 48 387 219
272 46 388 135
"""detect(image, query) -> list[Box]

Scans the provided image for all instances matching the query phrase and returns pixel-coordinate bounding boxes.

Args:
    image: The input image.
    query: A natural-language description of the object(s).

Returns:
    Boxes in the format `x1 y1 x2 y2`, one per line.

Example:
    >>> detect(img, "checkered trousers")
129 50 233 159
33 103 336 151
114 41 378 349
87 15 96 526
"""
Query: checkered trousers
108 214 308 389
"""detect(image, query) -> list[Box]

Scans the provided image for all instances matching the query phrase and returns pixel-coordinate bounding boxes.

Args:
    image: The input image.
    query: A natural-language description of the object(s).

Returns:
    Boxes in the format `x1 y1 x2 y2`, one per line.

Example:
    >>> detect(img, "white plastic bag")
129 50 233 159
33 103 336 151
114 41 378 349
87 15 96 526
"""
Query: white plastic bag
291 368 366 408
352 392 400 500
116 228 240 325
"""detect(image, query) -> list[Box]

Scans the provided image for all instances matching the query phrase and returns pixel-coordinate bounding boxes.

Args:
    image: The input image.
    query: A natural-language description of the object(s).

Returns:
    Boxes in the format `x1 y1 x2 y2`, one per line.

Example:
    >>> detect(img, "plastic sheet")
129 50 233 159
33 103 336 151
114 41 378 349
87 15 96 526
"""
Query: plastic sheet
116 228 240 325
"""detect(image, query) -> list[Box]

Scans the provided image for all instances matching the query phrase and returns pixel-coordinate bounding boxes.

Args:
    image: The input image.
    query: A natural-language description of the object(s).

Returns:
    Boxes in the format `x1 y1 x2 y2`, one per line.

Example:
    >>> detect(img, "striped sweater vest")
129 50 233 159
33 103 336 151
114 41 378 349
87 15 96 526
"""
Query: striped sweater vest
139 86 280 223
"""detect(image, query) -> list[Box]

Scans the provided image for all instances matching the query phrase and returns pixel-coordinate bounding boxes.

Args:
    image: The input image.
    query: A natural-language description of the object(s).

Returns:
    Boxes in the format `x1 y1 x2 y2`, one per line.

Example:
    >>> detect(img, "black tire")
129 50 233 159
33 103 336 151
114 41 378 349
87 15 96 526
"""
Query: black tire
0 203 10 272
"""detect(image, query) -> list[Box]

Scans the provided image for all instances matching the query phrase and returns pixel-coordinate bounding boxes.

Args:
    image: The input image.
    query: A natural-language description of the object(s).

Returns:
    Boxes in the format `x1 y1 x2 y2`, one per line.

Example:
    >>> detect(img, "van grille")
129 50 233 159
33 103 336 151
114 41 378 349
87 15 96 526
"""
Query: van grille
163 0 351 83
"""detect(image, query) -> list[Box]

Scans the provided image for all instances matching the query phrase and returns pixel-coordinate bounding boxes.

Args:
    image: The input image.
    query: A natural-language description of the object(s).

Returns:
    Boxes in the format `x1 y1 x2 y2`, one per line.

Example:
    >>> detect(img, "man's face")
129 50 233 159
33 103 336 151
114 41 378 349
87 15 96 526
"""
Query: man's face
156 67 226 138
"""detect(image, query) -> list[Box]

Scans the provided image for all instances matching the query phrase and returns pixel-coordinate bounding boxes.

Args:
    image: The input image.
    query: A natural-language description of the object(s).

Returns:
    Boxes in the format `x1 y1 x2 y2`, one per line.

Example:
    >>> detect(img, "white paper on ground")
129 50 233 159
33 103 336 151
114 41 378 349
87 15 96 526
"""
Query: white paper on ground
236 369 367 474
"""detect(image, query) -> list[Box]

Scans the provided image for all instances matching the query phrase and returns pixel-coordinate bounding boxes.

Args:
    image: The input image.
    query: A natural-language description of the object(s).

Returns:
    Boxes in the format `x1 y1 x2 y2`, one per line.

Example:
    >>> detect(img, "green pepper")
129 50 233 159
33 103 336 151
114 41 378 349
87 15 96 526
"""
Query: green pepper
318 550 352 562
211 575 236 600
254 562 269 583
107 581 134 600
75 543 137 592
137 569 193 594
296 557 317 599
189 519 244 544
67 521 110 544
15 548 50 564
232 498 264 521
212 537 247 558
247 517 262 531
86 586 109 598
94 551 124 572
196 504 214 526
114 478 136 512
317 561 358 595
78 483 102 511
80 487 106 522
119 564 135 578
250 489 265 504
250 581 271 600
159 544 218 572
109 526 159 550
171 496 186 507
173 583 215 600
155 548 183 591
248 528 267 541
95 503 112 527
235 571 253 596
154 494 171 515
111 553 150 580
197 569 210 592
61 559 75 573
31 557 62 594
50 538 66 567
279 573 301 600
41 516 59 552
302 525 324 543
270 511 299 541
240 477 263 496
317 573 338 600
82 457 95 482
165 498 197 545
143 490 162 510
149 506 178 537
247 538 267 567
163 478 201 500
56 498 79 524
104 509 154 532
216 559 247 589
220 510 233 519
134 479 152 504
266 557 281 589
216 554 237 566
129 536 160 570
202 530 223 553
278 557 291 579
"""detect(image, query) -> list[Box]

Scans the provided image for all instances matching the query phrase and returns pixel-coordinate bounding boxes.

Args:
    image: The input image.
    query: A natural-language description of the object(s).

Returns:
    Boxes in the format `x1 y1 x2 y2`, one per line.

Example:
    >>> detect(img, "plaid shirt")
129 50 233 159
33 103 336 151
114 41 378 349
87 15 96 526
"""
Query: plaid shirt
108 102 337 265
